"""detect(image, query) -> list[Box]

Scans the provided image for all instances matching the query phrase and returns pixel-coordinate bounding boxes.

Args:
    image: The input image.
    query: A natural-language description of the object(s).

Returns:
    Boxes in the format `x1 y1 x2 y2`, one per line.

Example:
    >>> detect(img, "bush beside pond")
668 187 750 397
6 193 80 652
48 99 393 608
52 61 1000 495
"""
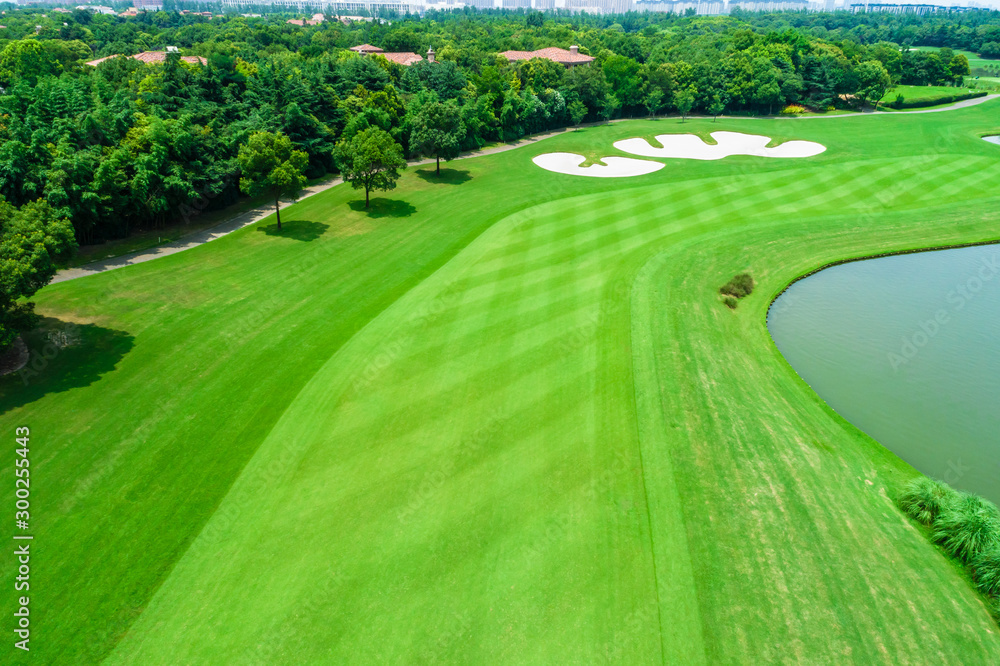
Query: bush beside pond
898 477 1000 615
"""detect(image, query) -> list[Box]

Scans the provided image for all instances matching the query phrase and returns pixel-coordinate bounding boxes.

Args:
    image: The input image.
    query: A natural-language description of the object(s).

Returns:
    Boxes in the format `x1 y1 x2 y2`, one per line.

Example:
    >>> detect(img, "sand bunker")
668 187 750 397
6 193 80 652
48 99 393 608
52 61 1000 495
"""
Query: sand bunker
532 152 665 177
614 131 826 161
984 136 1000 146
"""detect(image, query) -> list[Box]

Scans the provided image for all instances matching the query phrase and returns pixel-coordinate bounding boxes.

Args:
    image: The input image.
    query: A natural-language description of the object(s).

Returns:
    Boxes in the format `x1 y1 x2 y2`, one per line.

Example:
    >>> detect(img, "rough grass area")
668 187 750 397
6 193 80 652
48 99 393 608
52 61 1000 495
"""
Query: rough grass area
6 103 1000 663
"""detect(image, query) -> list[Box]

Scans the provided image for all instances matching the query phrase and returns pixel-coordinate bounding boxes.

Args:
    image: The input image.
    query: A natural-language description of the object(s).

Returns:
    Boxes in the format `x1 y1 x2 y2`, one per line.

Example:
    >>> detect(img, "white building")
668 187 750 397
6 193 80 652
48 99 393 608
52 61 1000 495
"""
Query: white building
634 0 723 13
76 5 118 13
731 0 809 10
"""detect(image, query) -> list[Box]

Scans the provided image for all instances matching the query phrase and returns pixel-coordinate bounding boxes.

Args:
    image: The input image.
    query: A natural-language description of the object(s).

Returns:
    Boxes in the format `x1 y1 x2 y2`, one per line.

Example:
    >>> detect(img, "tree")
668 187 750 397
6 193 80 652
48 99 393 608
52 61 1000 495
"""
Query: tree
752 80 781 116
949 54 971 86
335 128 406 208
0 40 62 86
516 58 564 93
0 199 76 352
568 100 587 127
708 95 725 122
981 42 1000 59
238 132 308 231
675 88 695 122
562 64 612 119
603 54 643 114
643 87 664 118
409 97 466 176
855 60 891 109
598 93 620 121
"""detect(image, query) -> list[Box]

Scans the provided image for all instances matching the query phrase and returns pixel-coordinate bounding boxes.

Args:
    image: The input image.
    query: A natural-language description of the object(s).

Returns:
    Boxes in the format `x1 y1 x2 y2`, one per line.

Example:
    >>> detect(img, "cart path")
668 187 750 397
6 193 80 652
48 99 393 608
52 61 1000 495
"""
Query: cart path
51 135 569 284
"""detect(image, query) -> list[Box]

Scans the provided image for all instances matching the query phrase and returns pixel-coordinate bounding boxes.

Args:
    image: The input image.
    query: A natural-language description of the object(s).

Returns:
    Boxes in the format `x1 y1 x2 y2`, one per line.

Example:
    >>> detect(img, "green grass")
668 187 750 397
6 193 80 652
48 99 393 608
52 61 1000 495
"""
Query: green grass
968 76 1000 92
879 84 984 109
6 104 1000 663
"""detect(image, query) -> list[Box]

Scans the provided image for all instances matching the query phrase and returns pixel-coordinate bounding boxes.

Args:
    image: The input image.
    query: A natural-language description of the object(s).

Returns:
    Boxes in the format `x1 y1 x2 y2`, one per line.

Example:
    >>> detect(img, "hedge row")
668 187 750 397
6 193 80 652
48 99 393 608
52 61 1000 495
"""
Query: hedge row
898 477 1000 615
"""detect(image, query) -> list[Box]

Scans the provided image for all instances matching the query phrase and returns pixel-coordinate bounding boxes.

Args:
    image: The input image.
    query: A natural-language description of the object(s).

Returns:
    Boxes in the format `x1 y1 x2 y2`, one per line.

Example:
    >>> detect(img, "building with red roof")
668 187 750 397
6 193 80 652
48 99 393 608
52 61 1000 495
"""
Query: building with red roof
85 50 207 68
499 45 594 67
350 45 436 67
349 44 384 55
381 52 424 66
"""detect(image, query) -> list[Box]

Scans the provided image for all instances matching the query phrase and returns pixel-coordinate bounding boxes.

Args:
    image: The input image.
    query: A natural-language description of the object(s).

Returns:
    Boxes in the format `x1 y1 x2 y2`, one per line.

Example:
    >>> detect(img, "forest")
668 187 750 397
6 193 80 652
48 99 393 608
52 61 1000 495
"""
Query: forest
0 6 997 246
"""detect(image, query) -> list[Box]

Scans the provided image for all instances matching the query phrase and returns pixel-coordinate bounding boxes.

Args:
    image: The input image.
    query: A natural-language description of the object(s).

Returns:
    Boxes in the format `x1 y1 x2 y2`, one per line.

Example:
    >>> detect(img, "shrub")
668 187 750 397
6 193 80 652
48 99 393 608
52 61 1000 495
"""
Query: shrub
899 478 1000 611
972 547 1000 598
892 94 905 109
931 493 1000 563
779 104 807 115
720 273 754 299
897 477 956 525
723 296 738 309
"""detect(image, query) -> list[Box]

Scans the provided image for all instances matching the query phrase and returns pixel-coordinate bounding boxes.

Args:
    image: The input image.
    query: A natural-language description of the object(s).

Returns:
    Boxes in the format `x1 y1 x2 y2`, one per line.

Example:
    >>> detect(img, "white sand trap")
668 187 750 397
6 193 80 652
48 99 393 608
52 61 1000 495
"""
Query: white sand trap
984 135 1000 146
614 131 826 161
532 152 665 177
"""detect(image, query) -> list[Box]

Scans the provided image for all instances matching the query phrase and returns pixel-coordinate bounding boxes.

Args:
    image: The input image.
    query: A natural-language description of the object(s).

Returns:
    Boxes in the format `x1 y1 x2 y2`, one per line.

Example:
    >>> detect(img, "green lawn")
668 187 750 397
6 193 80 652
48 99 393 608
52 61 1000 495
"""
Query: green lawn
968 75 1000 92
5 104 1000 663
881 84 983 107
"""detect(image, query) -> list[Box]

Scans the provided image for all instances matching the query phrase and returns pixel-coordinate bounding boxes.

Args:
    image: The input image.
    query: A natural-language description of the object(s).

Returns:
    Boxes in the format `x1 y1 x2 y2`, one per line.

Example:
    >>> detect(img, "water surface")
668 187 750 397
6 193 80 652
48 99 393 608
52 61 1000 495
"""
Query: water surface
768 245 1000 503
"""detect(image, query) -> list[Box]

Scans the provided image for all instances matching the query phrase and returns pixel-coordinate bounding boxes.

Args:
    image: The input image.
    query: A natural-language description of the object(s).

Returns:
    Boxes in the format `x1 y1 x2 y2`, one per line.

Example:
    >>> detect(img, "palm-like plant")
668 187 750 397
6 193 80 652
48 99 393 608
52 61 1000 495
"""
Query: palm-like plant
896 477 955 525
932 494 1000 563
972 547 1000 598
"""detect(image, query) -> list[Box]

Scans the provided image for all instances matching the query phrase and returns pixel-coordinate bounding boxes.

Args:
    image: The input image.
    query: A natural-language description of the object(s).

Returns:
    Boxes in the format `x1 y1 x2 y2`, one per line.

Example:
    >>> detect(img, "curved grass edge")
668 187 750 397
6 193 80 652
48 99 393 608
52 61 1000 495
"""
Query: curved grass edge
765 236 1000 321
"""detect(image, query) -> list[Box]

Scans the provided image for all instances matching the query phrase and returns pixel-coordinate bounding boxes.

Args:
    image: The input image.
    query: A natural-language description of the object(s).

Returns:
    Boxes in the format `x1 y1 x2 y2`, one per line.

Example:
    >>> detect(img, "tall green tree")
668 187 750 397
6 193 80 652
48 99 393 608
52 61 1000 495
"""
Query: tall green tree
0 198 77 352
855 60 891 109
949 54 971 85
334 127 406 208
643 87 664 118
708 95 725 122
238 132 308 231
675 88 695 122
409 97 466 176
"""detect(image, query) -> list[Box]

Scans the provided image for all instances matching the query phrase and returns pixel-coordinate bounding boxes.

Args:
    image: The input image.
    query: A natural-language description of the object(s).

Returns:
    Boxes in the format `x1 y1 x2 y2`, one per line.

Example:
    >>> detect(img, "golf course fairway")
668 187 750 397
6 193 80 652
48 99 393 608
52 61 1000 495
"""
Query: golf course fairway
5 103 1000 663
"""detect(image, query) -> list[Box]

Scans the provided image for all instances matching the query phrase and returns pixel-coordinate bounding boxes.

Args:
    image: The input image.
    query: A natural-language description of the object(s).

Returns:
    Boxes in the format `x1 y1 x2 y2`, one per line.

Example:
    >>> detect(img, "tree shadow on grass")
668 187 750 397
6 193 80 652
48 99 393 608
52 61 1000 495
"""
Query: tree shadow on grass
0 318 134 413
256 219 330 241
415 168 472 185
348 198 417 219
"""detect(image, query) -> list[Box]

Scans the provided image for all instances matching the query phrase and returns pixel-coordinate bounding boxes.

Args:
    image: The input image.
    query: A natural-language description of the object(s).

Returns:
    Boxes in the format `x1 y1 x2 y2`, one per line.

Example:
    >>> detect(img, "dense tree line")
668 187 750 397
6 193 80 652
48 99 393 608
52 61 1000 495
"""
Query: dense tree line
0 5 996 249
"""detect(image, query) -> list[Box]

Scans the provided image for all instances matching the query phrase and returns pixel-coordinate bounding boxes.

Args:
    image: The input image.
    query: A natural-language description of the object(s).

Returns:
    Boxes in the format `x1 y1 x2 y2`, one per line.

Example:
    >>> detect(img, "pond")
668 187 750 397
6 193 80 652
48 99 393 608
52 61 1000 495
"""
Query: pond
768 244 1000 504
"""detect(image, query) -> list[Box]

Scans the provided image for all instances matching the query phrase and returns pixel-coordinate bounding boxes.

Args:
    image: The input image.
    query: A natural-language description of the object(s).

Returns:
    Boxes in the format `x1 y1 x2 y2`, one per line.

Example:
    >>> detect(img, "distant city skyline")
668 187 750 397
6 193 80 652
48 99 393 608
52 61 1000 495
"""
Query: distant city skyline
209 0 1000 11
44 0 1000 13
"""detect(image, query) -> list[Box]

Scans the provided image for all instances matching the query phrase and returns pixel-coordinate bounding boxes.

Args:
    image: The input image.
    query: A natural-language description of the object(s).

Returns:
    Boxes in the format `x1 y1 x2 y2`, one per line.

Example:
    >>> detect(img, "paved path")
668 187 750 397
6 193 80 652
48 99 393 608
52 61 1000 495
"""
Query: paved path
52 93 999 284
782 93 999 119
52 133 572 284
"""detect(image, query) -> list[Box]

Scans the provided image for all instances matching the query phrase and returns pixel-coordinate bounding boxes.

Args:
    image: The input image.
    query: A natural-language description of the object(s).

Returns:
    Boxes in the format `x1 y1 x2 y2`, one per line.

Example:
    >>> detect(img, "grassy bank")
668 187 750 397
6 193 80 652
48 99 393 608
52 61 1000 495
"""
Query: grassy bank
880 84 986 109
5 102 1000 663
